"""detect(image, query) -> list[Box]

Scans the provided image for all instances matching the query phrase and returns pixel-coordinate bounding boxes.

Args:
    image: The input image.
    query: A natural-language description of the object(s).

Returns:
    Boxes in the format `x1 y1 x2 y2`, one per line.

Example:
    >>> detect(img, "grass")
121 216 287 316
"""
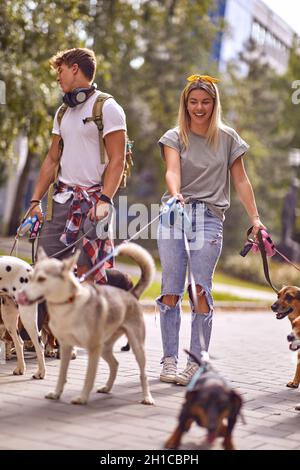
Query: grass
133 278 257 302
213 271 273 293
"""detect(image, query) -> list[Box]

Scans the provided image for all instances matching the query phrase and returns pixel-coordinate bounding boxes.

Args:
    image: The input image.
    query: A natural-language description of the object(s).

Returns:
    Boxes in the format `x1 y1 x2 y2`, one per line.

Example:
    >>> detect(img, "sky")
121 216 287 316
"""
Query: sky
261 0 300 35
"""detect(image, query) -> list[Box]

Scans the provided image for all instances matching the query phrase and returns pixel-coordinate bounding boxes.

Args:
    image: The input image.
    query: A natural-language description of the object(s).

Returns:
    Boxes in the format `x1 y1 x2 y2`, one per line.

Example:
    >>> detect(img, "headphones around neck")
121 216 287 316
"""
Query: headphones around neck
63 84 96 108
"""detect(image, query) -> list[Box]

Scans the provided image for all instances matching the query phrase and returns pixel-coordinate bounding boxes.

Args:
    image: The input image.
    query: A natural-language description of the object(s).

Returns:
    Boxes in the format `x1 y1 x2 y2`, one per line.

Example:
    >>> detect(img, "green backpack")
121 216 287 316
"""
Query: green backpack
46 92 133 221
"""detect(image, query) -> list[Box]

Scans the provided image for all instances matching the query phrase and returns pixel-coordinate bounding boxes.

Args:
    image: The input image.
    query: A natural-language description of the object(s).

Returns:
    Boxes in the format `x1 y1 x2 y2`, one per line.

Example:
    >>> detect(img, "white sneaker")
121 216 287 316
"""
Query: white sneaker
175 362 199 386
160 357 177 383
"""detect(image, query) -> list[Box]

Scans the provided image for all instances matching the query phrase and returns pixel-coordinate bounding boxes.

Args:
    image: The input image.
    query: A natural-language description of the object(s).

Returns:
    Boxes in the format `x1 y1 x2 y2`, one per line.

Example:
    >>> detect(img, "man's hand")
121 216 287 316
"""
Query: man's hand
29 202 44 222
88 200 110 221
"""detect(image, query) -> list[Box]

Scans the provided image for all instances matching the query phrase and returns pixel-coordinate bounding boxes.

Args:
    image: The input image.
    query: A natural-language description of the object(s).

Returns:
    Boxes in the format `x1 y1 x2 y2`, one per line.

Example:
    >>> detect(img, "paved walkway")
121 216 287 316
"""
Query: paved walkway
0 311 299 450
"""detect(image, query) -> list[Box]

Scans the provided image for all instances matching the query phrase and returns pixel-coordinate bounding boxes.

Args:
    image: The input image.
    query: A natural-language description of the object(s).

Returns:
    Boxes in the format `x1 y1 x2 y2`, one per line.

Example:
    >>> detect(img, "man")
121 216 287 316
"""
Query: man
29 48 126 281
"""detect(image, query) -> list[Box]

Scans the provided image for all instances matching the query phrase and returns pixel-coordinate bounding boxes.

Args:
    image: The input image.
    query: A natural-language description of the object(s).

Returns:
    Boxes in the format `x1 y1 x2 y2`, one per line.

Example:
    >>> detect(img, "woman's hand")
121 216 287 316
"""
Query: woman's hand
173 192 185 206
251 216 266 236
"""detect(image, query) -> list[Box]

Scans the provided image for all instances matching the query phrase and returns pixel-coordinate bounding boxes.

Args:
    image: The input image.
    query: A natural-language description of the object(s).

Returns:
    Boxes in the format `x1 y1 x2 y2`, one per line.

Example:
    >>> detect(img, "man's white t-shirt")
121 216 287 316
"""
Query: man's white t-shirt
52 90 126 187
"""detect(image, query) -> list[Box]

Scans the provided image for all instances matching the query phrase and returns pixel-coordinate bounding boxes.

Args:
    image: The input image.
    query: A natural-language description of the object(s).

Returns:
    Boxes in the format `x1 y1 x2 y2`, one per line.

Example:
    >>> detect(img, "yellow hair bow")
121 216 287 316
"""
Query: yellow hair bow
187 74 220 84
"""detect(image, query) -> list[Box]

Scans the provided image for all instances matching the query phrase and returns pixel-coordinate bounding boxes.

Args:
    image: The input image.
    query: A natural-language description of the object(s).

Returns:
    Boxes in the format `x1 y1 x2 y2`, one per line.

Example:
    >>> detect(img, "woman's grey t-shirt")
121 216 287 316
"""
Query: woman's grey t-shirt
158 126 249 220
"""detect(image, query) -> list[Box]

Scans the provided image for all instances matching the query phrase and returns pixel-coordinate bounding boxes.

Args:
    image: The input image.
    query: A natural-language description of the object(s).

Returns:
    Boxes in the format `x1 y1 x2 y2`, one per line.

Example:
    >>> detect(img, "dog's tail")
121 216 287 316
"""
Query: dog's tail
117 242 155 299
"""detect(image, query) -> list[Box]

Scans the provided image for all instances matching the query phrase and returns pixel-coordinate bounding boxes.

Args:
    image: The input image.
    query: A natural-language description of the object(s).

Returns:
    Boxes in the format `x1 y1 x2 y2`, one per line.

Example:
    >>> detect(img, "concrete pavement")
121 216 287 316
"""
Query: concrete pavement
0 310 299 450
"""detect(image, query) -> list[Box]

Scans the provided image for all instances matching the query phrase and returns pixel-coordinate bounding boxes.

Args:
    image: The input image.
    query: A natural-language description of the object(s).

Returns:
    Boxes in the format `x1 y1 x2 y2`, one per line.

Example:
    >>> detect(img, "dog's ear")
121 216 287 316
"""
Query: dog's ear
62 250 81 272
37 247 48 261
295 290 300 301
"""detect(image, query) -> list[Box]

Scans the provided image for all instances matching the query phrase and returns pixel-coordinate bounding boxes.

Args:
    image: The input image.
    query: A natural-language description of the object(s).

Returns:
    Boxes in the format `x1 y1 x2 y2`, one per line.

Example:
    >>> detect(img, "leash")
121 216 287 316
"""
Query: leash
10 203 100 265
176 203 209 358
78 197 177 283
243 227 300 293
246 228 278 293
9 204 38 258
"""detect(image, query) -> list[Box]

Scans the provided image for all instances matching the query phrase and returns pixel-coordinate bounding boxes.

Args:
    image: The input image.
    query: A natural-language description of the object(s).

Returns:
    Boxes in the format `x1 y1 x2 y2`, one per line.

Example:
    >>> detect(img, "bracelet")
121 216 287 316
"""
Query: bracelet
99 194 113 205
30 199 41 204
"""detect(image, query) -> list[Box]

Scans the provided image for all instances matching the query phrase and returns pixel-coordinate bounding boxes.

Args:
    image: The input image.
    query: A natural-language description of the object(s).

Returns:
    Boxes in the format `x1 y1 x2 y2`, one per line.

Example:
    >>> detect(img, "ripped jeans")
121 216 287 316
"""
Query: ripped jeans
156 202 223 363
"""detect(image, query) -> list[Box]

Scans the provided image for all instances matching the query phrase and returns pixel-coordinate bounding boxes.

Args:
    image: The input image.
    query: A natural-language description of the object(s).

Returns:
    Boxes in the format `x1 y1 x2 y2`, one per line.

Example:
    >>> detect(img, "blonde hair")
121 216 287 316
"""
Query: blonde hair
178 79 222 149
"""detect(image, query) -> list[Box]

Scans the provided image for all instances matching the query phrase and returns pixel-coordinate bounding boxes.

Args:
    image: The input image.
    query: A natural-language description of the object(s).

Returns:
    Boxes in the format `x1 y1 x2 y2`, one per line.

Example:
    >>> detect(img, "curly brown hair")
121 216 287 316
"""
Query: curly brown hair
50 48 96 81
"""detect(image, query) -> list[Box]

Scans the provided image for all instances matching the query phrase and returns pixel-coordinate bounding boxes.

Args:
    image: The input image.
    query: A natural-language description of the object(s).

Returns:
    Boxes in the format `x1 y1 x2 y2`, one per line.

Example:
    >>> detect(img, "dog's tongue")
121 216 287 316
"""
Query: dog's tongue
17 291 29 305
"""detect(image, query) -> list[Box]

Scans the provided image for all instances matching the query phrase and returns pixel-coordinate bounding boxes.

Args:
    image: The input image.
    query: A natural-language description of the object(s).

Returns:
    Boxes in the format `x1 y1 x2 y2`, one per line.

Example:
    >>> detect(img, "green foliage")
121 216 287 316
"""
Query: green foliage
88 0 219 201
221 40 293 255
0 1 91 172
221 253 300 289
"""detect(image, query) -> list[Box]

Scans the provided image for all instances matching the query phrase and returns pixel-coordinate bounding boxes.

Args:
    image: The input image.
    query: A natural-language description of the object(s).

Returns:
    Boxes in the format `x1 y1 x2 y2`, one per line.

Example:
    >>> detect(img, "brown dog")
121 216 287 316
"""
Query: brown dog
287 316 300 411
165 351 243 450
271 286 300 388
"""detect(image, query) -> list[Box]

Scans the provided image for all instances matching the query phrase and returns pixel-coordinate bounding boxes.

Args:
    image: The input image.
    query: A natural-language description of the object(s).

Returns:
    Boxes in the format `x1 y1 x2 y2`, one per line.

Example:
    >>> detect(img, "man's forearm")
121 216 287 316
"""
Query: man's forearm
31 157 58 200
102 157 125 199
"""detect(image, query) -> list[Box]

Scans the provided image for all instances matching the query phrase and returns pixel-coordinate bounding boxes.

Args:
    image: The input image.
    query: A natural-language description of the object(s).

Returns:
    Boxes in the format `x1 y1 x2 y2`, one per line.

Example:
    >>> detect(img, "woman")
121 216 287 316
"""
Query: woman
157 74 265 385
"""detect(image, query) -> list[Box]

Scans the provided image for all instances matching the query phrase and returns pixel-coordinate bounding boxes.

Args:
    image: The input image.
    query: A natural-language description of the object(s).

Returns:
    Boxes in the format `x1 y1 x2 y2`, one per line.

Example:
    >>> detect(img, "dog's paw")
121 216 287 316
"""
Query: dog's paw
141 395 155 405
13 366 25 375
164 439 178 450
286 381 299 388
71 396 87 405
45 349 57 358
32 370 45 380
71 348 77 360
45 391 60 400
97 386 111 394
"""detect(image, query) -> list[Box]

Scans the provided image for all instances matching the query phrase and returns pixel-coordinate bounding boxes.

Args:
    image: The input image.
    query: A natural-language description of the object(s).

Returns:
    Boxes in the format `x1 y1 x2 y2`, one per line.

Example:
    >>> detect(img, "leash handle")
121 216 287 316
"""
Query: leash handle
246 227 278 293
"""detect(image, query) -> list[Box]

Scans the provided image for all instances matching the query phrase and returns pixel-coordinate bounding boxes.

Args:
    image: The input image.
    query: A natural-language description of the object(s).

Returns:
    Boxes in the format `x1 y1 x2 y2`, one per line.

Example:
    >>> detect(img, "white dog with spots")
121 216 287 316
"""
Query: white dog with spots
0 256 45 379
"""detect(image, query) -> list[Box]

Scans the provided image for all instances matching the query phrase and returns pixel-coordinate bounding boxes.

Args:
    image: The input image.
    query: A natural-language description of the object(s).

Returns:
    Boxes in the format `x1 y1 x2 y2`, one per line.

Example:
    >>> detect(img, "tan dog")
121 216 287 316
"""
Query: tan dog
287 316 300 411
0 256 45 379
271 286 300 388
17 243 155 405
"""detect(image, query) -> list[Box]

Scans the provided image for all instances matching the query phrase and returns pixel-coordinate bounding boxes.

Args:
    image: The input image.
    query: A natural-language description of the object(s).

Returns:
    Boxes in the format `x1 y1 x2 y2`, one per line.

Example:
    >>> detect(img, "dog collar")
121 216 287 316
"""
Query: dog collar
49 295 75 305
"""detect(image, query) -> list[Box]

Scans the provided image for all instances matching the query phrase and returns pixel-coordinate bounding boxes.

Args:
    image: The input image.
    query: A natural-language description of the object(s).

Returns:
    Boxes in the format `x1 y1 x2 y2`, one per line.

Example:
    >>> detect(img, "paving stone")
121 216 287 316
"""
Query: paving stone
1 311 300 450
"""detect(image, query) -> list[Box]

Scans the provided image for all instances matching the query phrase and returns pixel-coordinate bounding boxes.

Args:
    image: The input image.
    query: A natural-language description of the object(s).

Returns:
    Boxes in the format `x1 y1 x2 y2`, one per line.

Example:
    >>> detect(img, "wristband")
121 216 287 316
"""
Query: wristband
99 194 113 205
30 199 41 204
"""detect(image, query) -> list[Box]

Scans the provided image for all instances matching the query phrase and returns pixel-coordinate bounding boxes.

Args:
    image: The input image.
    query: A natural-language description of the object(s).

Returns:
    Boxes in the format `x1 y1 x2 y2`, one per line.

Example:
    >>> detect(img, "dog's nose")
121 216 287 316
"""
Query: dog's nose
271 303 278 312
287 333 295 342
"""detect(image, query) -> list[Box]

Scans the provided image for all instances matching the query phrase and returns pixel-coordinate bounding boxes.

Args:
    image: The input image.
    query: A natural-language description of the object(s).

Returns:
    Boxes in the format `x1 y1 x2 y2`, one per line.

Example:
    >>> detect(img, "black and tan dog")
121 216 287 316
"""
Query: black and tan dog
287 316 300 411
271 286 300 388
165 351 243 450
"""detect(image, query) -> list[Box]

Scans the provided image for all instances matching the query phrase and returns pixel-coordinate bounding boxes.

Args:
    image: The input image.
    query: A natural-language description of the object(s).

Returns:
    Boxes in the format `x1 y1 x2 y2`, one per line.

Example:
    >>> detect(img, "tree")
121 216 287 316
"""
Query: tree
0 0 91 234
220 40 290 255
89 0 219 202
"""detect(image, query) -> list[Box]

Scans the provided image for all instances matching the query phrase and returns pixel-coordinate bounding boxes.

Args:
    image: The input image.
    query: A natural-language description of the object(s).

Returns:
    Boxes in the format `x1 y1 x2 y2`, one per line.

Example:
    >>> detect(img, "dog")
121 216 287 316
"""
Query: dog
287 316 300 411
17 243 155 405
0 256 45 378
165 351 243 451
271 286 300 388
45 268 134 359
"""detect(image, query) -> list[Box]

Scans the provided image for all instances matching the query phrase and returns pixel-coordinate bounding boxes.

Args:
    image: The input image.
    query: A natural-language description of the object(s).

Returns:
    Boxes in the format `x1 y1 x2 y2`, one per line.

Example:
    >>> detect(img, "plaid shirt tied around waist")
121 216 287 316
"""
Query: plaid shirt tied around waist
55 181 114 284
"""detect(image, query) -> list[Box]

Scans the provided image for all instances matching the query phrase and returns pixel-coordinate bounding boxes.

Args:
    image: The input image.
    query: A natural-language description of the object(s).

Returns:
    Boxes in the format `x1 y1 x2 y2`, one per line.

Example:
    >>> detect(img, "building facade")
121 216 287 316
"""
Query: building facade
214 0 296 74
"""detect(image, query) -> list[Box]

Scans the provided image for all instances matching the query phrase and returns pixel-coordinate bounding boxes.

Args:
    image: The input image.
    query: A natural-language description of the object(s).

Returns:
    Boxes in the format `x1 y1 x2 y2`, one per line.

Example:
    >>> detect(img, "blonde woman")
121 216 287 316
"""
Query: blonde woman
157 75 265 385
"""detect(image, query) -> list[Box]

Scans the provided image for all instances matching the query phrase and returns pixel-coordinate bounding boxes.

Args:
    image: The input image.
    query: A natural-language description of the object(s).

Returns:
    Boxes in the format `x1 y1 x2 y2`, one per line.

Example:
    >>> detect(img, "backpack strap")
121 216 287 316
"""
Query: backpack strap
46 104 68 221
83 92 113 164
